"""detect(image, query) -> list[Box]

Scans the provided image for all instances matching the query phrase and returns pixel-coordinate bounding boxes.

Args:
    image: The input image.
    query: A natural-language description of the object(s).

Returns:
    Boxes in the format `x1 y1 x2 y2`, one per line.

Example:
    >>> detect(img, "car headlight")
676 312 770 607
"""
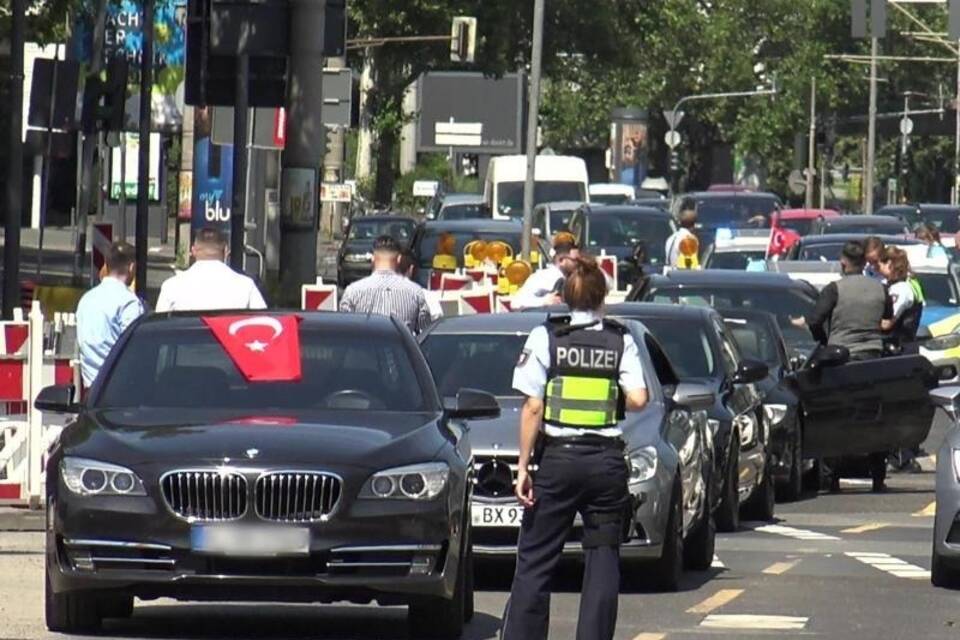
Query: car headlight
928 334 960 352
343 252 372 264
628 447 658 484
735 413 758 447
60 457 146 497
763 404 788 427
363 462 449 500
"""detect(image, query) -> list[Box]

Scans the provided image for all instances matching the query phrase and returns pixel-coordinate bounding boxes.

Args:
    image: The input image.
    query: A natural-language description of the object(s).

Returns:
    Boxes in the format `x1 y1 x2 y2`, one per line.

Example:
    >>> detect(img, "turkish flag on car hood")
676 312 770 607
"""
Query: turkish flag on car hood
202 315 303 382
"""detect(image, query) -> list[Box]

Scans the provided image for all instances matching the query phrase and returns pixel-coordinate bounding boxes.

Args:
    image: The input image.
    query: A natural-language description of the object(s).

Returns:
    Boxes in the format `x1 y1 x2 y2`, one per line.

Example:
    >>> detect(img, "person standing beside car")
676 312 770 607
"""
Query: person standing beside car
665 199 700 269
879 246 923 353
502 256 649 640
512 241 579 309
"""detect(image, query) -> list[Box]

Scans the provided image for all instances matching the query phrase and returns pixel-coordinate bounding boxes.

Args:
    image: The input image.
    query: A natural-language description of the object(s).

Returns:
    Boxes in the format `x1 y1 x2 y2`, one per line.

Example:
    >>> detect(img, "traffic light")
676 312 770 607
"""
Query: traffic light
450 16 477 63
323 0 347 57
80 57 128 134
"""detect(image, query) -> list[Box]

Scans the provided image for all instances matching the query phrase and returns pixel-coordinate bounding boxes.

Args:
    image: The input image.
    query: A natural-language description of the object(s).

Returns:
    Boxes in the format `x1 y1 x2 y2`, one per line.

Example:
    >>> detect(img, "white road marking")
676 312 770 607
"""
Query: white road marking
845 551 930 579
754 524 841 541
631 634 666 640
687 589 744 614
711 554 725 569
841 522 890 534
700 614 809 630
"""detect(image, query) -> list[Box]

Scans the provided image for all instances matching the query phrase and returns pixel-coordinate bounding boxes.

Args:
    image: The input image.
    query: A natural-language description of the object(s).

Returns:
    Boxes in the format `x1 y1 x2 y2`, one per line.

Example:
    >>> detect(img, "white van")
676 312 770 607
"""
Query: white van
484 155 589 220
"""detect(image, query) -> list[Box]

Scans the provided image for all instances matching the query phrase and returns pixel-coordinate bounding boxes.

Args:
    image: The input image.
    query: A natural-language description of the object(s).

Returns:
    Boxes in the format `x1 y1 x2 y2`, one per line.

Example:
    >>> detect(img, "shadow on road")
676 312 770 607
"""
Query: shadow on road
99 603 501 640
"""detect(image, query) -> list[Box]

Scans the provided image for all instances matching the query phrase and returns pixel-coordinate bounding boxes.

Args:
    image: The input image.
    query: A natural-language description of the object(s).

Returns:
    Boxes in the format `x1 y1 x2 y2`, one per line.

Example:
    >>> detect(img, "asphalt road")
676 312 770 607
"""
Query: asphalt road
0 467 953 640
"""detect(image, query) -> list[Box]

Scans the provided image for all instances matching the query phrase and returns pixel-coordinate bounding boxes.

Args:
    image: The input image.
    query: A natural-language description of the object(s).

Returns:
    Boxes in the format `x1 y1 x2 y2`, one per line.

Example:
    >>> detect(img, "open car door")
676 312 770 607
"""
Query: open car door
793 349 938 459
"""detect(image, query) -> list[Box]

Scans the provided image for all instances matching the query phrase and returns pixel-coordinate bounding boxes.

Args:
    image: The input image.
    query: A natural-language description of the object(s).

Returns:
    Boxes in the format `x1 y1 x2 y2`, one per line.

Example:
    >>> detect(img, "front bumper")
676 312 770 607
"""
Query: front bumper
48 491 462 605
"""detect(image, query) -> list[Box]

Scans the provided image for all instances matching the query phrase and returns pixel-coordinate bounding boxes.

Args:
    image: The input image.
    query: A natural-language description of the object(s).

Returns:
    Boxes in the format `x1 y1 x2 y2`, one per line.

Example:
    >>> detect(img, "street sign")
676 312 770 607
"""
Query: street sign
788 169 806 196
320 68 353 127
435 121 483 147
900 116 914 136
320 183 353 203
664 130 682 149
662 109 684 129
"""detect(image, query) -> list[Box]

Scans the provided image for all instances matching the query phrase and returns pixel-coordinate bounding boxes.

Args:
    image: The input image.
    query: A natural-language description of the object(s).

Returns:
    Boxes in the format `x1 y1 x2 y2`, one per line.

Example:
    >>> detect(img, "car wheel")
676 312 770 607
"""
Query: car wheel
45 568 102 633
651 476 684 592
715 437 740 533
932 521 960 588
409 542 466 639
683 469 716 571
743 464 775 522
100 594 134 619
777 420 804 503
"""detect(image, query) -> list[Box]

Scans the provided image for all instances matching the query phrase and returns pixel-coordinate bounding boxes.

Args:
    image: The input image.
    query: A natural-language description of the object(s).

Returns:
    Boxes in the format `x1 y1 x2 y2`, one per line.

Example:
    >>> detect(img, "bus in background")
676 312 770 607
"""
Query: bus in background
484 155 589 220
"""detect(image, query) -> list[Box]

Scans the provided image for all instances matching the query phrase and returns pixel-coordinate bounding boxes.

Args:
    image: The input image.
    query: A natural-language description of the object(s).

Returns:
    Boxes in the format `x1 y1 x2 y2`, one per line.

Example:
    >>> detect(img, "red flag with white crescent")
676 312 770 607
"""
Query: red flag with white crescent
202 315 303 382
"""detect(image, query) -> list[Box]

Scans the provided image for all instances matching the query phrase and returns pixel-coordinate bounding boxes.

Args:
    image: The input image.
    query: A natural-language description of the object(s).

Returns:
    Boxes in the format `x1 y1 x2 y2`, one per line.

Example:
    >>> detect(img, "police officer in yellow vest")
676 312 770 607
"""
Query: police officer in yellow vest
502 257 649 640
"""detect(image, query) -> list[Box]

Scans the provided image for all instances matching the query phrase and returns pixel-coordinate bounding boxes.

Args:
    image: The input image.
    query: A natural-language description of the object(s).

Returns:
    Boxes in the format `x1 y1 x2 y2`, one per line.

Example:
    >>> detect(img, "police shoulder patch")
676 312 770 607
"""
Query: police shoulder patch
517 349 532 366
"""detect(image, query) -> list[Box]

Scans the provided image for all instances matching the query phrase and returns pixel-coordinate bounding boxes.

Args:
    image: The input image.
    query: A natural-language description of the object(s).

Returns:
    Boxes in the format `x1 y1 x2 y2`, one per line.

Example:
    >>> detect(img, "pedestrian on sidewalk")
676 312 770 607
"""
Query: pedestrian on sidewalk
339 236 431 334
155 227 266 312
76 242 144 388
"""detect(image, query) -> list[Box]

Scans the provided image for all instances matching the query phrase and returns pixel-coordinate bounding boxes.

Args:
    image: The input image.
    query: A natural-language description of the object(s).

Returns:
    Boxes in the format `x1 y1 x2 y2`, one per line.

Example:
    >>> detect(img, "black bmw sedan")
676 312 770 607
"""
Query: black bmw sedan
37 311 496 638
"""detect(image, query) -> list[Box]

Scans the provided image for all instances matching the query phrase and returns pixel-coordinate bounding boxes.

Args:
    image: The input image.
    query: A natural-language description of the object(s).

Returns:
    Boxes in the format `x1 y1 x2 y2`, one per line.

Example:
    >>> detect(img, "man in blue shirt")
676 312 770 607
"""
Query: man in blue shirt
76 242 144 387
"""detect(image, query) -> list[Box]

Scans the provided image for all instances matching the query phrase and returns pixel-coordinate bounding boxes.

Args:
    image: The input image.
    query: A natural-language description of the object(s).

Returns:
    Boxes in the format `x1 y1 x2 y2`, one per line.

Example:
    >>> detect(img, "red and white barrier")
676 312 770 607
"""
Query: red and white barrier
439 273 474 292
301 284 339 312
495 296 514 313
597 253 619 292
457 290 494 315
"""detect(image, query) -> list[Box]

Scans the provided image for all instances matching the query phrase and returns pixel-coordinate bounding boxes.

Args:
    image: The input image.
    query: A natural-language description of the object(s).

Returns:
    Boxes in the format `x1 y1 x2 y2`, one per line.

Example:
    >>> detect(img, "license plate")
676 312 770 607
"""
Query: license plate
472 503 524 528
191 525 310 557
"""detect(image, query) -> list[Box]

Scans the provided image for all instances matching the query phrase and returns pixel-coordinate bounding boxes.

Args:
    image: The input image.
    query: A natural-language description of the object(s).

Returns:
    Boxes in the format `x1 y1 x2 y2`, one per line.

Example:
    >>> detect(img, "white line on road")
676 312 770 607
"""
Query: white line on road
841 522 890 534
845 551 930 579
700 614 809 630
631 634 666 640
686 589 744 614
711 554 725 569
754 524 841 541
763 559 801 575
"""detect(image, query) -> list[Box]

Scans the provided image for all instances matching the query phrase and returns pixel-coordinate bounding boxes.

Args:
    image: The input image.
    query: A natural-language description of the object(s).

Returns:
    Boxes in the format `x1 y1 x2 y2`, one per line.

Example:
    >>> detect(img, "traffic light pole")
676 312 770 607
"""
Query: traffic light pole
135 0 154 298
230 54 249 271
521 0 545 262
2 0 25 319
865 37 879 214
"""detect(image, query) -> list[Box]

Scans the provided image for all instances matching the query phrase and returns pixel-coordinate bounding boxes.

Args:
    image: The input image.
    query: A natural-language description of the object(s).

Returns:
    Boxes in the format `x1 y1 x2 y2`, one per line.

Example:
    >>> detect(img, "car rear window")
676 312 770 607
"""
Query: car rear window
348 219 415 243
421 334 527 397
696 197 779 227
98 326 431 412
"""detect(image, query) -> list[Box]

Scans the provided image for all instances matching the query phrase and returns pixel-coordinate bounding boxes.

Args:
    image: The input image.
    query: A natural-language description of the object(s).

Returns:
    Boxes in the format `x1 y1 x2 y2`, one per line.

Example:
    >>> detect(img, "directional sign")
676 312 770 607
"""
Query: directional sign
663 109 684 129
320 68 353 127
900 117 914 136
664 130 682 149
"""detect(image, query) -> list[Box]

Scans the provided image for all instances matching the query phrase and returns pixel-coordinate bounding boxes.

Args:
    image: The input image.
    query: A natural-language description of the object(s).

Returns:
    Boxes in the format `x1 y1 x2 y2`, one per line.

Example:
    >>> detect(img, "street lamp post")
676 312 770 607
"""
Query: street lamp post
521 0 545 262
866 37 879 214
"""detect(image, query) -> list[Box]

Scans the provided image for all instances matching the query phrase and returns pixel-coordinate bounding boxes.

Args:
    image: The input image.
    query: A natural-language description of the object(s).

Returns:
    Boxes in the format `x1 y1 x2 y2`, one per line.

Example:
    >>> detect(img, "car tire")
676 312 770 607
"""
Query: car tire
45 569 102 633
715 437 740 533
408 541 466 639
100 594 134 619
651 476 684 592
683 470 716 571
743 464 775 522
777 421 804 503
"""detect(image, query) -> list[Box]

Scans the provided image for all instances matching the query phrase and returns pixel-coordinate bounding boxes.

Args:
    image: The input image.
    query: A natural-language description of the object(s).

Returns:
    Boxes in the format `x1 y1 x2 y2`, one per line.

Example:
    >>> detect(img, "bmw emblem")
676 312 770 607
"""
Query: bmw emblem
245 448 259 460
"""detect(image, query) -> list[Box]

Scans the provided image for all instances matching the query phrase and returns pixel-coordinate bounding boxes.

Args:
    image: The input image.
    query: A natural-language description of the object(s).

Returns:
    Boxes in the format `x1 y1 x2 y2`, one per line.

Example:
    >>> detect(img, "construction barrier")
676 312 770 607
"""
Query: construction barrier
301 283 339 312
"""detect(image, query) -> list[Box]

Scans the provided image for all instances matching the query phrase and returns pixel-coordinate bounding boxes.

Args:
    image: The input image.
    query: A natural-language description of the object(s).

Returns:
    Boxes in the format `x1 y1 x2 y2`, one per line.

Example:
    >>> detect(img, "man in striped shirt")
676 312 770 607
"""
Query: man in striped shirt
339 235 432 334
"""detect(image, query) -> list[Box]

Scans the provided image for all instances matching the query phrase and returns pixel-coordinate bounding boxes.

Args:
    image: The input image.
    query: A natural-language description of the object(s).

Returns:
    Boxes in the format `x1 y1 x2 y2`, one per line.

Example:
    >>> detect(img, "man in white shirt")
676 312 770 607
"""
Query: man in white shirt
156 227 267 312
512 241 579 310
665 201 698 267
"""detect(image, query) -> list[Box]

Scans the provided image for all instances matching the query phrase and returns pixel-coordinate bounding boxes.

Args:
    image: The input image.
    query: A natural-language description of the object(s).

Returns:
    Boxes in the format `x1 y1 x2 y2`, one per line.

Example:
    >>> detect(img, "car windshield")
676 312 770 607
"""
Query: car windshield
585 213 672 260
440 203 490 221
919 209 960 234
821 221 904 235
696 197 779 227
348 219 415 243
916 272 957 306
779 219 814 236
706 251 768 270
498 181 587 216
624 318 715 378
723 318 782 368
421 334 527 397
646 285 817 353
551 209 576 233
591 193 631 205
797 242 844 261
98 325 432 412
416 229 522 269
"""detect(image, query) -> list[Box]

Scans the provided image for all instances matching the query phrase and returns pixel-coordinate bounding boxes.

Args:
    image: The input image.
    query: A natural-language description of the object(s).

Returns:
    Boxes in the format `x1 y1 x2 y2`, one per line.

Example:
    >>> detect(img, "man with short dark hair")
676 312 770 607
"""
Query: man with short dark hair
665 199 699 268
77 242 144 386
513 241 580 309
339 235 432 334
156 227 266 311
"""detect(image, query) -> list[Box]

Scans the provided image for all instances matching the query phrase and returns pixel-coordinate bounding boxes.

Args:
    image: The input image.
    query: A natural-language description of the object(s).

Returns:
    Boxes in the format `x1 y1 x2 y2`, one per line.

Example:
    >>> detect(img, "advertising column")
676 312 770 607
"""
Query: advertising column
191 107 233 238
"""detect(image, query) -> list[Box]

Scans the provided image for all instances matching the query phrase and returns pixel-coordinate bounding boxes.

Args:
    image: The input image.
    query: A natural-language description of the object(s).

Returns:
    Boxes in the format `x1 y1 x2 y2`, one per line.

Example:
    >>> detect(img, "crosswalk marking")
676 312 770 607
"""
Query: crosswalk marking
687 589 744 614
914 501 936 517
711 554 725 569
631 634 666 640
754 524 840 541
845 551 930 579
842 522 890 534
700 614 809 630
762 559 800 575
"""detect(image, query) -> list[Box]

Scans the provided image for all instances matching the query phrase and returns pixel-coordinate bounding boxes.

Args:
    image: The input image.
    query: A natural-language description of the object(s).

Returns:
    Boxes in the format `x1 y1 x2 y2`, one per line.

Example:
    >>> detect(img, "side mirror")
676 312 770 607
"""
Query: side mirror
672 382 715 411
732 359 768 384
930 386 960 422
808 344 850 369
35 384 79 413
443 388 501 420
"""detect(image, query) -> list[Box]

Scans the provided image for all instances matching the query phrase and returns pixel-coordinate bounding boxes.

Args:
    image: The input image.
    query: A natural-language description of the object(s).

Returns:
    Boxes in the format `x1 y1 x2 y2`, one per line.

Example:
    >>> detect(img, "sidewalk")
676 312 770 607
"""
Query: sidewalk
0 507 43 532
1 227 178 263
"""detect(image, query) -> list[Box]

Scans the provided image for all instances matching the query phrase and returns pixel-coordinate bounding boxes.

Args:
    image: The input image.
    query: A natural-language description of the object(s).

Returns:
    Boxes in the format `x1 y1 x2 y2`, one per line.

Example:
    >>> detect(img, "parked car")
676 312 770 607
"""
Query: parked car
338 215 417 288
531 201 585 242
877 203 960 234
39 311 492 637
931 385 960 587
783 234 919 262
484 155 589 220
410 220 523 288
589 183 636 205
810 215 909 236
420 312 717 591
702 229 771 270
436 194 491 221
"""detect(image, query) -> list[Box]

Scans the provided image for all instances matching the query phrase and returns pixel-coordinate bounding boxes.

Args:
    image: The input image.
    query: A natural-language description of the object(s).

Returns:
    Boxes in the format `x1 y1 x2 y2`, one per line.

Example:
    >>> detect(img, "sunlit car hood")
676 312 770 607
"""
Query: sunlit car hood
59 409 445 470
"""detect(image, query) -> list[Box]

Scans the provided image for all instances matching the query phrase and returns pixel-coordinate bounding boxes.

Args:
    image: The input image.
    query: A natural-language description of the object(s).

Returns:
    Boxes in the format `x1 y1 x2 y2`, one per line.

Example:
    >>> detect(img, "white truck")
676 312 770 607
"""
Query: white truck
483 155 589 220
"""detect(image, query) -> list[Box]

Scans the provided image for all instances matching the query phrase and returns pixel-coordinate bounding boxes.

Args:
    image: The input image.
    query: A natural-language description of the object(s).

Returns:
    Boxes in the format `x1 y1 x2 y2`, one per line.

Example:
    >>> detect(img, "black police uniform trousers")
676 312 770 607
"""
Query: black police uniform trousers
501 437 629 640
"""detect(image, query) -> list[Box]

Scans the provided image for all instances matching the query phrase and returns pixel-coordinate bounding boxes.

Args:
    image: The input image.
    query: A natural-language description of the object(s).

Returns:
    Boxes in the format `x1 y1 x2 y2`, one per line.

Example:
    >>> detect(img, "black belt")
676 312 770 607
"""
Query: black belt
543 435 625 450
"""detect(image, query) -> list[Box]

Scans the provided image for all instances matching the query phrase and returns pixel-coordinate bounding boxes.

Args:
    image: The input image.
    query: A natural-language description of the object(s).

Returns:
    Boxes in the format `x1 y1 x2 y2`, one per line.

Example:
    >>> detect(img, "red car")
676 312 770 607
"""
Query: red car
769 208 841 256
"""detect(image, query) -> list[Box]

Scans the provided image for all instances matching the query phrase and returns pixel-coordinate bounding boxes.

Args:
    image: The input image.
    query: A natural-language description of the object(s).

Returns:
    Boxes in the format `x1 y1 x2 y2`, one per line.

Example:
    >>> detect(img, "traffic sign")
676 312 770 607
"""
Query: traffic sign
664 130 682 149
663 109 684 129
788 170 806 196
900 116 914 136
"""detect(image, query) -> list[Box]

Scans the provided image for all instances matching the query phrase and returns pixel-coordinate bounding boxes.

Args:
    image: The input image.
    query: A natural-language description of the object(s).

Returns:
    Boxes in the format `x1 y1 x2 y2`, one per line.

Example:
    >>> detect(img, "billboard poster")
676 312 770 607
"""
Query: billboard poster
615 122 649 188
109 133 162 200
72 0 187 129
191 107 233 237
